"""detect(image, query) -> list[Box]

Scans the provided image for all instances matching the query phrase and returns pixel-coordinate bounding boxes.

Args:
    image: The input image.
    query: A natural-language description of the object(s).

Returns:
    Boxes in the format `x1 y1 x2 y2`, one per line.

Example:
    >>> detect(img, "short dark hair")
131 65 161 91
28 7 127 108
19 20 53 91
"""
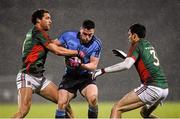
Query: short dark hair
31 9 49 25
129 23 146 38
82 20 95 30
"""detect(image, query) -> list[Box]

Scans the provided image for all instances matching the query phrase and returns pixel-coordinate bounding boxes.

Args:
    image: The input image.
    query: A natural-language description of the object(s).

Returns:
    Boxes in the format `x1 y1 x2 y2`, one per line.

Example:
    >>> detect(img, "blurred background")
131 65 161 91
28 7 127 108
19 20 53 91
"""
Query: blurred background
0 0 180 104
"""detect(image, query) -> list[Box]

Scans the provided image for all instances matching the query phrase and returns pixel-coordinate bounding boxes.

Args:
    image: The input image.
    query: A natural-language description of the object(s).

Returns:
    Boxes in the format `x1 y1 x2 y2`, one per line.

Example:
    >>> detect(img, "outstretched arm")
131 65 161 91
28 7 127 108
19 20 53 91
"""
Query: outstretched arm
45 39 85 58
103 57 134 73
46 42 78 56
94 57 135 78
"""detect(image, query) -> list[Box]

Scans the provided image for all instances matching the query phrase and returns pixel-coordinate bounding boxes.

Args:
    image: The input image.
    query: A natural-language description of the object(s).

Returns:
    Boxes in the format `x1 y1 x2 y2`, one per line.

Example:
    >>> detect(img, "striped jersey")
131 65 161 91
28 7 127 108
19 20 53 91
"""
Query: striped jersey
20 26 51 77
58 31 102 74
127 38 168 88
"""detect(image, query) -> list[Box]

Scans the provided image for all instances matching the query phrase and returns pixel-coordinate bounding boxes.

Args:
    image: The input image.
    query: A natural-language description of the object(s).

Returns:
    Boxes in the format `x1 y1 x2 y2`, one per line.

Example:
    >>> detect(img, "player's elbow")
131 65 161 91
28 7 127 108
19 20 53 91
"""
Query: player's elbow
123 58 134 70
92 66 97 71
92 63 98 70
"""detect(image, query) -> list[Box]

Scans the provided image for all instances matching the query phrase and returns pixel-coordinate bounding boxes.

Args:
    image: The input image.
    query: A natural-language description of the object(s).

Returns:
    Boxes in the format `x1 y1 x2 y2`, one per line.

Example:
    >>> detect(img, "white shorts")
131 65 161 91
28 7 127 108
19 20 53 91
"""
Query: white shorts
16 72 51 93
134 84 169 108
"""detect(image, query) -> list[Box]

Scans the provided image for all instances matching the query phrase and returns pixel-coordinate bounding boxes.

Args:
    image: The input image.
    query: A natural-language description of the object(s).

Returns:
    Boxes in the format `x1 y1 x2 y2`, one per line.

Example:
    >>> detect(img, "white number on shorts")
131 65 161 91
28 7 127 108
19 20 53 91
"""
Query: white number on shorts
150 49 159 66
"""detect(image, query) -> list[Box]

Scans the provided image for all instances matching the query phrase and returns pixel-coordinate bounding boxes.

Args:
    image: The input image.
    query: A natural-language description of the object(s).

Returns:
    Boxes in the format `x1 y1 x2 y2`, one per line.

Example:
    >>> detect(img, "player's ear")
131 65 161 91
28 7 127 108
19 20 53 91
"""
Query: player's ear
36 18 41 23
80 27 83 33
133 33 138 39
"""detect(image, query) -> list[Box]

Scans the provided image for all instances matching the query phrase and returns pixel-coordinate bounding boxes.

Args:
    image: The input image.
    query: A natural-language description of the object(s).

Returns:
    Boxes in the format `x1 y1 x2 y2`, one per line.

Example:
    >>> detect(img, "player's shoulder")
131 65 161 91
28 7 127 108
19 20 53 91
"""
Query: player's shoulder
139 38 152 47
92 36 102 47
32 26 48 38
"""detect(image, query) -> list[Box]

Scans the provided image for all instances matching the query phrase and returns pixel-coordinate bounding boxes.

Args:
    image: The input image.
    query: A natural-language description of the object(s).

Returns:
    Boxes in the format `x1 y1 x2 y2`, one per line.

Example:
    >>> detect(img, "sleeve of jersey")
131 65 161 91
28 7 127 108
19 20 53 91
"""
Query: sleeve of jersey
57 33 66 45
92 47 101 58
127 44 139 61
104 57 135 73
91 42 102 58
36 31 52 47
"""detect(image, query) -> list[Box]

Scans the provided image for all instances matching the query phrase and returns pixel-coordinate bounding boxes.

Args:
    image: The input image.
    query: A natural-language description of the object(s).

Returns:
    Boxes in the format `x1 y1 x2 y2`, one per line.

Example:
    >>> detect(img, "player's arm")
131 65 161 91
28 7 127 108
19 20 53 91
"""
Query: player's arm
80 56 99 71
103 57 135 73
94 57 135 78
37 32 83 57
46 42 78 56
46 39 85 57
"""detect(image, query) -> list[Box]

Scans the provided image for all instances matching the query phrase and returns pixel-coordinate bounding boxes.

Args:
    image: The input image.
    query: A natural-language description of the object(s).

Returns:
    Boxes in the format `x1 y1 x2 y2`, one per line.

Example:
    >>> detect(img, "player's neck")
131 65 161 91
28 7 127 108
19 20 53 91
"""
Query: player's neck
35 24 44 31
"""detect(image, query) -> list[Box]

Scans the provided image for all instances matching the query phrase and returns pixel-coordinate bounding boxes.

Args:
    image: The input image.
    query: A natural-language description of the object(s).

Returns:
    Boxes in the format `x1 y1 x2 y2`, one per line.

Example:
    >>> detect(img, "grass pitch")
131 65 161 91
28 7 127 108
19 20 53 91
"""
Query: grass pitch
0 101 180 118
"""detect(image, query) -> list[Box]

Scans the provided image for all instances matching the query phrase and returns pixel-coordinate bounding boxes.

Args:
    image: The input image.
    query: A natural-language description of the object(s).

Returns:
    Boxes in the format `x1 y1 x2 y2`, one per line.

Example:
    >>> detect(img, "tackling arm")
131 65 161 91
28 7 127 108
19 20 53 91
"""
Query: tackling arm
46 39 85 58
104 57 135 73
46 42 78 56
93 57 135 78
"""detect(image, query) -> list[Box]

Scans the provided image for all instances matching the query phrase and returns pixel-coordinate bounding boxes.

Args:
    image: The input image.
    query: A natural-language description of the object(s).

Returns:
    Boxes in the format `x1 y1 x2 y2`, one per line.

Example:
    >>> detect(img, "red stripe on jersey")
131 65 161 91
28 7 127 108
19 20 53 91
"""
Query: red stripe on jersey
127 43 137 61
135 58 151 84
25 45 44 72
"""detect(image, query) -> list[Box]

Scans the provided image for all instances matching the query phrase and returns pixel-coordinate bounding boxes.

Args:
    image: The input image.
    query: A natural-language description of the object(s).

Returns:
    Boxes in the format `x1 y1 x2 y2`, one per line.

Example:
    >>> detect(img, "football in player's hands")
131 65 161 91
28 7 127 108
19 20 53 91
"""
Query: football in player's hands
112 49 127 59
78 50 86 59
65 57 82 69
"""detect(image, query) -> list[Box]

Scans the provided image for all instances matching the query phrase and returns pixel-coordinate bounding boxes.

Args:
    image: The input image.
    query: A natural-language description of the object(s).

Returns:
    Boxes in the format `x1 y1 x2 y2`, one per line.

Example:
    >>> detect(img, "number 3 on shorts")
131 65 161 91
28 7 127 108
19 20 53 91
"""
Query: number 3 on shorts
150 49 159 66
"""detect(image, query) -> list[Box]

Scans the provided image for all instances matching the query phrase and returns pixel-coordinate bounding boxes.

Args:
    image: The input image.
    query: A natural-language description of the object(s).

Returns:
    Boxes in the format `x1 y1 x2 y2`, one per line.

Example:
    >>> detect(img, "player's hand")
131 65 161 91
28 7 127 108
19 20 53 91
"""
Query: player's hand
112 49 127 59
92 69 105 79
77 45 86 59
77 50 86 59
66 57 81 69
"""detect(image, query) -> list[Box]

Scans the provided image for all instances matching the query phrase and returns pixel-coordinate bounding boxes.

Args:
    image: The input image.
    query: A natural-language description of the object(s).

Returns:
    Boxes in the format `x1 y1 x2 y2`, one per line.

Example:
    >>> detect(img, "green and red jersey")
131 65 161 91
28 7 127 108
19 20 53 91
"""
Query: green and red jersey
127 39 168 89
21 26 52 77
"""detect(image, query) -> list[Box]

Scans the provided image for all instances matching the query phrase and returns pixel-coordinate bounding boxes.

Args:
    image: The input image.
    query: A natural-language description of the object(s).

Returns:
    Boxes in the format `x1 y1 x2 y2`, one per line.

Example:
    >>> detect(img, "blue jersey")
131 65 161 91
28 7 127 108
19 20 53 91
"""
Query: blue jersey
58 31 102 74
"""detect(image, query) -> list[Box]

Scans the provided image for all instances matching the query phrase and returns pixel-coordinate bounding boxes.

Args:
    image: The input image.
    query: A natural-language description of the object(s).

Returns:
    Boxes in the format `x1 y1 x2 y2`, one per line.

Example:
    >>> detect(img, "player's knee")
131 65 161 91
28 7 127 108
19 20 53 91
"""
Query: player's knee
88 95 98 106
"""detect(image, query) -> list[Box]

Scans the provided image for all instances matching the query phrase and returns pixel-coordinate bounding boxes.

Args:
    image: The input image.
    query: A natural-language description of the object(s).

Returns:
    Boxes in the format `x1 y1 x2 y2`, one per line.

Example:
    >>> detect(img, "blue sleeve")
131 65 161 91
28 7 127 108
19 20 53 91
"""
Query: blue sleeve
58 32 66 45
92 46 101 58
92 39 102 58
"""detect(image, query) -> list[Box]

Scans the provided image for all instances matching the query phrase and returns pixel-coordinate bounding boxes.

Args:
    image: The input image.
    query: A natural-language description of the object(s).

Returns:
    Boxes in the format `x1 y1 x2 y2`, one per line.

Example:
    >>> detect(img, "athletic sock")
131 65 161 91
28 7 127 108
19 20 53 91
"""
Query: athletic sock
88 105 98 119
55 109 66 118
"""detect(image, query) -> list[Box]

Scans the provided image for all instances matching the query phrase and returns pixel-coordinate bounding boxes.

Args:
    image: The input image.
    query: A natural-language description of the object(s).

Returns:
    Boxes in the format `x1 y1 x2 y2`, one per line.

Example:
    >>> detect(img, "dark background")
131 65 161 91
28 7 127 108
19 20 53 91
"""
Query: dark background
0 0 180 103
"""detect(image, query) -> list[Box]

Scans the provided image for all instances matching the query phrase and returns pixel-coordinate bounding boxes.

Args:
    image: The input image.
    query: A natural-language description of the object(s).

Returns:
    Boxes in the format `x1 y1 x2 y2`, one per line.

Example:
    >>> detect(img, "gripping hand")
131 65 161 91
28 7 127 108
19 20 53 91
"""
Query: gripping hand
66 57 81 69
112 49 127 59
77 50 86 59
92 69 105 79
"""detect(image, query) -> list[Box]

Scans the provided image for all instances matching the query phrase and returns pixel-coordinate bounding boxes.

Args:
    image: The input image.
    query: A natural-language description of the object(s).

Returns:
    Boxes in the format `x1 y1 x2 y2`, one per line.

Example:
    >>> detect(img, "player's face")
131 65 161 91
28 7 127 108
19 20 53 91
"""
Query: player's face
40 13 52 31
80 28 94 43
128 30 136 44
